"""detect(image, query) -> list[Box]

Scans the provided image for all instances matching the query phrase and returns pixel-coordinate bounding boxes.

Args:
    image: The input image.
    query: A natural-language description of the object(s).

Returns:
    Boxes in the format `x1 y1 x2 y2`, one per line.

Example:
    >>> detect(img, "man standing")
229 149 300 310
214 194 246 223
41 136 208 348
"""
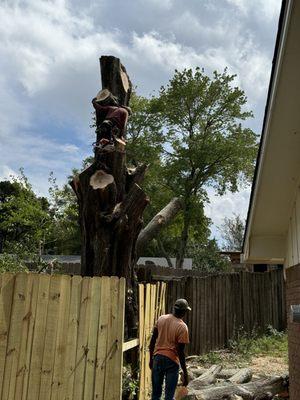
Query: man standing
149 299 191 400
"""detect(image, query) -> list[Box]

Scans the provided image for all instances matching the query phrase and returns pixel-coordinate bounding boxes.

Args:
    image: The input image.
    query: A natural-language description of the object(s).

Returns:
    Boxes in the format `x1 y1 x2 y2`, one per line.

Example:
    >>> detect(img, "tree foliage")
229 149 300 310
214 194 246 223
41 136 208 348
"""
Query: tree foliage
187 238 231 272
126 92 164 167
47 172 81 254
151 67 257 267
0 171 52 254
220 214 245 251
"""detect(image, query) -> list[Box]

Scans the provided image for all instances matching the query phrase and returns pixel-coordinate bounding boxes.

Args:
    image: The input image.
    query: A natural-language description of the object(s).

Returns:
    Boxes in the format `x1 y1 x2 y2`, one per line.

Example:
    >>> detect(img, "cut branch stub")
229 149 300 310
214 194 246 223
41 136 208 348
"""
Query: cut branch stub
90 170 114 190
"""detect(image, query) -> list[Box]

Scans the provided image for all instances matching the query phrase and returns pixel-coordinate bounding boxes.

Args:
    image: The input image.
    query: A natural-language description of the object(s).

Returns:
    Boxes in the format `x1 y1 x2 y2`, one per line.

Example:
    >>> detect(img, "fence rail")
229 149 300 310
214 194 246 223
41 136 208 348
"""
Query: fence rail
166 270 286 355
0 272 125 400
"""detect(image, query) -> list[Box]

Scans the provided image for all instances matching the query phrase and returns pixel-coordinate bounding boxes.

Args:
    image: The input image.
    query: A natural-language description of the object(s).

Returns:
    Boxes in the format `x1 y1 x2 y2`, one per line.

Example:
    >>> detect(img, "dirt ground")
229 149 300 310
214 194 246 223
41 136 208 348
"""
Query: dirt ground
249 355 288 377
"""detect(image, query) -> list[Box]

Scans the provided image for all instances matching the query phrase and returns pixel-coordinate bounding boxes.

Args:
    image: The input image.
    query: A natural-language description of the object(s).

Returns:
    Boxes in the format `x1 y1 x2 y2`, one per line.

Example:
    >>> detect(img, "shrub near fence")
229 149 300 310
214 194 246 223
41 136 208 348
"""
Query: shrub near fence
166 270 286 355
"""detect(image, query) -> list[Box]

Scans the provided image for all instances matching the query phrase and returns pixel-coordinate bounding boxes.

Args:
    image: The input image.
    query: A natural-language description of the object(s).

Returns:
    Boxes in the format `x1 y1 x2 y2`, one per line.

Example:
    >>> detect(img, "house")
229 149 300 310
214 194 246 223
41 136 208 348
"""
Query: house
242 1 300 398
137 257 193 269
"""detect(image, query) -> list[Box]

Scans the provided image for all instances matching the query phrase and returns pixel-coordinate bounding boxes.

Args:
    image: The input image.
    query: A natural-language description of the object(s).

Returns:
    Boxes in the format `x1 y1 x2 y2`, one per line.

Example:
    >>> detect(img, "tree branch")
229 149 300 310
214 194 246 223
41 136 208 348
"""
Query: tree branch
136 197 183 255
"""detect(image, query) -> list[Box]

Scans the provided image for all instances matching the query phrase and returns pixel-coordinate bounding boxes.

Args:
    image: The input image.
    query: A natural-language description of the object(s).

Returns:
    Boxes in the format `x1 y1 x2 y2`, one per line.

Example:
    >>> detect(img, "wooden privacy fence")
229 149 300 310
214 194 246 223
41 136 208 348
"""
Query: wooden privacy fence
166 270 286 355
139 282 166 400
0 272 125 400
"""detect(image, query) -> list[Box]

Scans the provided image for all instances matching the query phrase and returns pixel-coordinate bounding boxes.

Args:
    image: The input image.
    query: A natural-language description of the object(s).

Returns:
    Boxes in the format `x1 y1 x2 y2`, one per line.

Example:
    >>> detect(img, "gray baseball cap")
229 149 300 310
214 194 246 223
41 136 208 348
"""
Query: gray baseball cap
174 298 191 311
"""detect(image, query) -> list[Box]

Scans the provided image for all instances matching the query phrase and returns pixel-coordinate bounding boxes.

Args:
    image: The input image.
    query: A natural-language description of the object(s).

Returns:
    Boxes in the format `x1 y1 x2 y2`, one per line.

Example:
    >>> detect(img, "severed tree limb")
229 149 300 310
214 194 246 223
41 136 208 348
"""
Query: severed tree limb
229 368 252 384
184 375 288 400
188 365 222 389
136 197 183 255
217 369 240 380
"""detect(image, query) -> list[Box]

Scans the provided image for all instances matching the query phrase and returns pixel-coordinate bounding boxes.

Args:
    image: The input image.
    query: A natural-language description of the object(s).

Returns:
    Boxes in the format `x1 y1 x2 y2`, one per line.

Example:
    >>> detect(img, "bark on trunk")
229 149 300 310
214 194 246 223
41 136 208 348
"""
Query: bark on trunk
71 56 148 338
176 202 191 269
157 237 173 268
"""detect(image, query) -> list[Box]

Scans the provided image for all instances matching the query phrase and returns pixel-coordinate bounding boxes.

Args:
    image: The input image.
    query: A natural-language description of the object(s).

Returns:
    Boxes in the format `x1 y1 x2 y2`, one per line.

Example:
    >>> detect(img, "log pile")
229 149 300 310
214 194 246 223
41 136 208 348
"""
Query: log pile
179 361 289 400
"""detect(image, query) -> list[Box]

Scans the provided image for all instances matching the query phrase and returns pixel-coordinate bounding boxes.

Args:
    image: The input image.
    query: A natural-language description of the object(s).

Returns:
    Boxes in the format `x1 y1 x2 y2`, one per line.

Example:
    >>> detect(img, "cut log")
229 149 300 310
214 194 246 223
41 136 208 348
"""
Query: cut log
187 366 207 379
217 369 240 380
229 368 252 384
187 367 207 381
136 197 183 255
183 375 288 400
186 355 202 363
188 365 222 389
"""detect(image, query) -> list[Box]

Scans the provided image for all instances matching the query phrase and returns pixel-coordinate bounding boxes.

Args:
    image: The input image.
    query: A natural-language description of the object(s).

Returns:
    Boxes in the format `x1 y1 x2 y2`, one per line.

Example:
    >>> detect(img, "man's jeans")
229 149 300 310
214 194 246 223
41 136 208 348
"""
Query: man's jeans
151 354 179 400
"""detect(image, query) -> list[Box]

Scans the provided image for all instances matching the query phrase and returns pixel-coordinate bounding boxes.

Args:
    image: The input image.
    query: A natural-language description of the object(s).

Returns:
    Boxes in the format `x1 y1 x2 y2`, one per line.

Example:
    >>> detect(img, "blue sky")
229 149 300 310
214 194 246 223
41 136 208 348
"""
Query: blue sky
0 0 282 242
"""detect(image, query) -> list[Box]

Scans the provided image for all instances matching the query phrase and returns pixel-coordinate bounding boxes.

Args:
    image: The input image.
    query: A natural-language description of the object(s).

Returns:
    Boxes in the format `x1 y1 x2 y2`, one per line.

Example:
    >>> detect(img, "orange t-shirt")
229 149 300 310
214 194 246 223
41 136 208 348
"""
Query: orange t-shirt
154 314 189 365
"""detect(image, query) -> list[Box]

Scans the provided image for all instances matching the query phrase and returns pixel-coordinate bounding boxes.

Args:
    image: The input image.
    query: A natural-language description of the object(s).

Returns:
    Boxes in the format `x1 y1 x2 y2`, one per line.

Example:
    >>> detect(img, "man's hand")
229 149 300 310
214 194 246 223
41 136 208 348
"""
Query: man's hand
182 371 189 387
149 327 158 371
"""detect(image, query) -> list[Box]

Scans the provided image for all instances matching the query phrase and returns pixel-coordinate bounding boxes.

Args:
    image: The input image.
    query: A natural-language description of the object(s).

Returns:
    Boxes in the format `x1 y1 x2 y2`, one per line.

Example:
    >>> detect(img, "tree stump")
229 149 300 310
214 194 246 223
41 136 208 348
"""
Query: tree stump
71 56 148 337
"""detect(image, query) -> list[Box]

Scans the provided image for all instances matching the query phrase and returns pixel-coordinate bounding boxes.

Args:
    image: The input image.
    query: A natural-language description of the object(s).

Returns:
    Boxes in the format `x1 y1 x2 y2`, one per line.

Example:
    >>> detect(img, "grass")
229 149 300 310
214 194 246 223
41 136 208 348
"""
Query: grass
194 326 288 369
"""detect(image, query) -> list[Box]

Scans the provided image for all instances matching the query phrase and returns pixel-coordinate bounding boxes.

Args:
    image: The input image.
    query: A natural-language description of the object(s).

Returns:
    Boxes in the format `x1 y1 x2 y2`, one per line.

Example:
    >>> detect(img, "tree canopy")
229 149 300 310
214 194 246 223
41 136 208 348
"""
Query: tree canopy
0 171 52 254
220 214 245 251
151 67 257 267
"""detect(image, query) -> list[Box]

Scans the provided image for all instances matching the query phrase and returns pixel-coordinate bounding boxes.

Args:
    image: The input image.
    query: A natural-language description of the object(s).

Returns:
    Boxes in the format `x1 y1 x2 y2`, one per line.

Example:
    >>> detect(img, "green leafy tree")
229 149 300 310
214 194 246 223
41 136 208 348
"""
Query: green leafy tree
126 92 164 167
220 214 245 251
187 238 231 272
48 172 81 255
152 68 258 267
0 170 52 255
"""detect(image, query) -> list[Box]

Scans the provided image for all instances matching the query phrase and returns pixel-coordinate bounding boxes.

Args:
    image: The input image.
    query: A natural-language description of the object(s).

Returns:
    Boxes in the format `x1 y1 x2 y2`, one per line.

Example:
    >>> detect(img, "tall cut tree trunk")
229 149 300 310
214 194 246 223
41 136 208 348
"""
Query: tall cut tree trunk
71 56 148 338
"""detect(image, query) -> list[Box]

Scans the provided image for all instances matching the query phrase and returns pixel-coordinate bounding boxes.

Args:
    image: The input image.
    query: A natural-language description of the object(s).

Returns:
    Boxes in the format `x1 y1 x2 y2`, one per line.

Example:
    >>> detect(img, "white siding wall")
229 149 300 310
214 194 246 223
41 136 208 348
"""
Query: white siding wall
286 189 300 267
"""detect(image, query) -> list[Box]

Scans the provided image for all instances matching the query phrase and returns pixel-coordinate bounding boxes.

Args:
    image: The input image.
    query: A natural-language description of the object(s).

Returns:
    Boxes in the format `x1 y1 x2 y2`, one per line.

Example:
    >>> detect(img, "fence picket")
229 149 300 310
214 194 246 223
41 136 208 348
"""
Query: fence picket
0 273 15 397
83 277 101 400
27 274 51 399
5 273 28 400
94 276 110 400
51 275 71 400
39 275 62 400
21 273 40 400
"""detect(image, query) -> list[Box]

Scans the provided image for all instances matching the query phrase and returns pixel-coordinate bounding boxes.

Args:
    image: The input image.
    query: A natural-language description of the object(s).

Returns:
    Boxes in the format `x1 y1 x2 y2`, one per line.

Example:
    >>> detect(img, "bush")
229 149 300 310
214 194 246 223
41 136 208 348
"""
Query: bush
228 326 287 360
0 253 28 273
122 364 138 399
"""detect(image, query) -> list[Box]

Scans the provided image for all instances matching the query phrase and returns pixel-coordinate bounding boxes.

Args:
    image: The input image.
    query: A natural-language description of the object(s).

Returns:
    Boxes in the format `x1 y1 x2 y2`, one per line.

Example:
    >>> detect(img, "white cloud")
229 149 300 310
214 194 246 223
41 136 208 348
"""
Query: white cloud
60 144 80 153
0 0 281 235
226 0 281 20
131 31 271 106
205 186 251 244
140 0 174 10
0 165 18 181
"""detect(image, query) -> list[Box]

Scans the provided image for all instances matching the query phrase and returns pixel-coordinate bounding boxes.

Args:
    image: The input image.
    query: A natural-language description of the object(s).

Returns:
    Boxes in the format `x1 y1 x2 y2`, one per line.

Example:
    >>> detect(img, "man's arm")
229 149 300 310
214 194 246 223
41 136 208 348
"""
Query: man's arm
148 327 158 370
177 343 189 387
